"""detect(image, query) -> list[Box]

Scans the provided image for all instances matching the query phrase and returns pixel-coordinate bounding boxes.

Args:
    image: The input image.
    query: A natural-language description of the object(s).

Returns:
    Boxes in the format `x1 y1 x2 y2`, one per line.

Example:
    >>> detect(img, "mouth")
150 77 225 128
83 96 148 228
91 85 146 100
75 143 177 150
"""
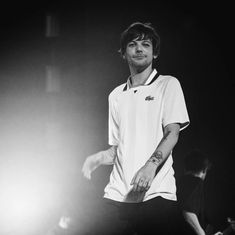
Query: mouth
133 55 145 59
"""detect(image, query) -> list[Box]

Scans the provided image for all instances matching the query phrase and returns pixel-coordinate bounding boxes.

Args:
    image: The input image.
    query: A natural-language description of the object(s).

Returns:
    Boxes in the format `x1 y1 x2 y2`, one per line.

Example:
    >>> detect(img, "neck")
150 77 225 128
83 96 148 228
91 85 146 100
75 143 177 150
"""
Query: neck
129 64 153 88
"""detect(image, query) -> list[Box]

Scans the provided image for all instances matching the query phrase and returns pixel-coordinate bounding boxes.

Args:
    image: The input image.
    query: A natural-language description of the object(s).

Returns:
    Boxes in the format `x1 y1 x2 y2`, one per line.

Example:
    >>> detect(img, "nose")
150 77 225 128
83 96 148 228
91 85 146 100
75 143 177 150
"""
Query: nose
136 44 143 53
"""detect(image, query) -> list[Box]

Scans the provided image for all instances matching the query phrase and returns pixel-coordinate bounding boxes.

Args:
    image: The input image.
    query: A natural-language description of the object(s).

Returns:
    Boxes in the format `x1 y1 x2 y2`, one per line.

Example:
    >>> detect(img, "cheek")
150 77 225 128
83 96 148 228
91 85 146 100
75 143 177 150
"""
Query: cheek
125 53 132 62
125 48 133 56
146 49 154 57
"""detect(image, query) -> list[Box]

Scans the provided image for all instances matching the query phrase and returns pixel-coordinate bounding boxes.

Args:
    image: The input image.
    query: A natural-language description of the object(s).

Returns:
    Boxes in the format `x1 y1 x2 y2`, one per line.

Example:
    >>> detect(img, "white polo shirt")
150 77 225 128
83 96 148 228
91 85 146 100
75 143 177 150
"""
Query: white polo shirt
104 69 190 203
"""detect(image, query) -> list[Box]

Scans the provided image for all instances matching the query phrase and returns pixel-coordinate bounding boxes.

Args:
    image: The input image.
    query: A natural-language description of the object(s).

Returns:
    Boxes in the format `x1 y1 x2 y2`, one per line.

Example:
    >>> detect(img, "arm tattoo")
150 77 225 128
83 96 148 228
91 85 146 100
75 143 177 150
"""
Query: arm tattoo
147 131 171 166
148 150 163 166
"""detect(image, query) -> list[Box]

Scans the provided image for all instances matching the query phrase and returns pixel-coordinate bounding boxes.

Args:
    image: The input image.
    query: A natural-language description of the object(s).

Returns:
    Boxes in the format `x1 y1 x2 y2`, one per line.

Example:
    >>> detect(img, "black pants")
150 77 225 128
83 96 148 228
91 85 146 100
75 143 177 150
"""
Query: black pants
84 196 179 235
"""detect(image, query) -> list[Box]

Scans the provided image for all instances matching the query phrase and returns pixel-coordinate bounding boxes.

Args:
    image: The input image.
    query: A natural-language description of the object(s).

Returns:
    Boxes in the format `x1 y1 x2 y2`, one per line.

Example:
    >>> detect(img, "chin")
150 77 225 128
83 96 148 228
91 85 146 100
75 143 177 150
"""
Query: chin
135 63 150 70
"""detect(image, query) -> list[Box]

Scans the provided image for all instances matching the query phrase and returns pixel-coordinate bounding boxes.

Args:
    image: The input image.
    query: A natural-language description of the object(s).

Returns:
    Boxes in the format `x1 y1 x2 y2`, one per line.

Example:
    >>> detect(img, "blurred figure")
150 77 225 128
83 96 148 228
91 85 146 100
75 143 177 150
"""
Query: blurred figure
176 149 223 235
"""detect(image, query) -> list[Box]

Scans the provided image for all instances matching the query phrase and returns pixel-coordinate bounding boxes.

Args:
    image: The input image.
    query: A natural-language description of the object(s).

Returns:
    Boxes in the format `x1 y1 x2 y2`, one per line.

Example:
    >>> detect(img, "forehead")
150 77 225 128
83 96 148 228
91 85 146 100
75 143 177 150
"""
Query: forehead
130 37 152 43
128 32 152 41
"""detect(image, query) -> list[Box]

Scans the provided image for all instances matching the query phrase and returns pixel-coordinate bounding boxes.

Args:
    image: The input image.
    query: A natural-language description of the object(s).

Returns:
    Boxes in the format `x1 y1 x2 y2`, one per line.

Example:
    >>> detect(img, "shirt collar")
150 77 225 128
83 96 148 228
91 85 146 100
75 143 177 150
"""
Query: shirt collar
123 69 158 91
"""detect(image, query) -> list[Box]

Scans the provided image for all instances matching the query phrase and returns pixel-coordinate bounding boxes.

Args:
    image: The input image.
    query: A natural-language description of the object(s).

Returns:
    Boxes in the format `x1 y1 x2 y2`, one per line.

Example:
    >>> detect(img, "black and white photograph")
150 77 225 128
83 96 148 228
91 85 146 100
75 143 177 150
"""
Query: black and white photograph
0 2 234 235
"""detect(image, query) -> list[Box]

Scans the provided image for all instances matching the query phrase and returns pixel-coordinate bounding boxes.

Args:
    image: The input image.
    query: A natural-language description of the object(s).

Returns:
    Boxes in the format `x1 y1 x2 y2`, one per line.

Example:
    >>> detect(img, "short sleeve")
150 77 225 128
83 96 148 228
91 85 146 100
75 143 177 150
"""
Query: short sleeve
162 78 190 130
108 94 119 146
182 188 202 215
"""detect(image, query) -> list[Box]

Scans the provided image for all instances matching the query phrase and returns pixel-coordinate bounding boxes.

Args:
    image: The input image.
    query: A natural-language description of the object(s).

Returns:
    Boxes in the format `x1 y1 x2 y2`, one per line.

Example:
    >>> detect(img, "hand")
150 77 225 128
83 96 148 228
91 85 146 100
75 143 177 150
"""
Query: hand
227 217 235 231
214 232 223 235
130 161 157 192
81 154 99 180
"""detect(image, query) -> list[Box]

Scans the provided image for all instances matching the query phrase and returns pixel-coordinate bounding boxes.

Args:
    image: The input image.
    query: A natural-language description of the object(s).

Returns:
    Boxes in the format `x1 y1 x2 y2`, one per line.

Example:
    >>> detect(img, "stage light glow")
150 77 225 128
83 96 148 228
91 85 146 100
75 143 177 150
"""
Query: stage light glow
0 180 41 230
0 156 63 234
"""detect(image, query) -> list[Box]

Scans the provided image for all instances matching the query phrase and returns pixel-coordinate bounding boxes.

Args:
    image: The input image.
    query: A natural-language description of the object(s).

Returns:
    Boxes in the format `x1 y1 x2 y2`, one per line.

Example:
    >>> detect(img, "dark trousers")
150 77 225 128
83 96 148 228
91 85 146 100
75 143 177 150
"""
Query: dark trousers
84 196 179 235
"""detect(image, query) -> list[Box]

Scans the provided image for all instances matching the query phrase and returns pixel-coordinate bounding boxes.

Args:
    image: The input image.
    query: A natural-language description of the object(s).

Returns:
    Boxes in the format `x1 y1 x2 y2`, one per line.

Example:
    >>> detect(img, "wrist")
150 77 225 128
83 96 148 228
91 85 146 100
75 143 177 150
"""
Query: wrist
145 159 159 170
95 151 104 165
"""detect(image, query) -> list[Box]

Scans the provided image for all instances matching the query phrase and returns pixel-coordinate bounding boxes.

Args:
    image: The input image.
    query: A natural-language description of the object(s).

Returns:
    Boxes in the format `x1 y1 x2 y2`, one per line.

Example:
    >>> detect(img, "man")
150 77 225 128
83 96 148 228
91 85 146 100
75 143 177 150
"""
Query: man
82 22 190 235
176 149 223 235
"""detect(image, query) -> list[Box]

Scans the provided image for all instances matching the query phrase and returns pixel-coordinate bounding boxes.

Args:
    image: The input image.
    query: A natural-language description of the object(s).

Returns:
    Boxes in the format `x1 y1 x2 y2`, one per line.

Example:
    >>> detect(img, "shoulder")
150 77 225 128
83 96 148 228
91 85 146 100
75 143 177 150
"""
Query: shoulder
156 75 184 94
178 175 203 194
108 83 126 101
158 74 181 87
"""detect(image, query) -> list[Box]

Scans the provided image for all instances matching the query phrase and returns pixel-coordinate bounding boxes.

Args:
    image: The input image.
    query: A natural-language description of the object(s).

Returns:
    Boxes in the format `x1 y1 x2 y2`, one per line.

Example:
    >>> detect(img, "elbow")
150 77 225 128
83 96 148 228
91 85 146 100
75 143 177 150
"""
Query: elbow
163 123 180 149
170 129 179 147
171 125 180 146
174 131 180 144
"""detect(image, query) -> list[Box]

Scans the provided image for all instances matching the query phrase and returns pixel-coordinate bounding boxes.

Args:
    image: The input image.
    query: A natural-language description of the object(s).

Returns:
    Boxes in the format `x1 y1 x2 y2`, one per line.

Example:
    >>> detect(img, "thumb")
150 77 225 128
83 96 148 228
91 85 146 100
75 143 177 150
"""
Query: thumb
130 172 138 185
84 171 91 180
130 176 135 185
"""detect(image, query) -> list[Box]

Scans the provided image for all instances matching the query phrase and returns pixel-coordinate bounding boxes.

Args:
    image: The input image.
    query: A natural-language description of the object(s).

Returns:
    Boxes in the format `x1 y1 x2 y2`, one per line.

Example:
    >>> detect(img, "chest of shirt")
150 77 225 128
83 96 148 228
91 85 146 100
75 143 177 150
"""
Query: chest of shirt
115 83 165 122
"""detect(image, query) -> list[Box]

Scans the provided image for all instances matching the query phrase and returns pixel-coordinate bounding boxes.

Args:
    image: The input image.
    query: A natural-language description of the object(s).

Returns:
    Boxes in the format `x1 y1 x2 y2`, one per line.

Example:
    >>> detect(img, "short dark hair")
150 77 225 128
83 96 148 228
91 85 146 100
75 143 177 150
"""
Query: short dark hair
119 22 160 57
184 149 212 173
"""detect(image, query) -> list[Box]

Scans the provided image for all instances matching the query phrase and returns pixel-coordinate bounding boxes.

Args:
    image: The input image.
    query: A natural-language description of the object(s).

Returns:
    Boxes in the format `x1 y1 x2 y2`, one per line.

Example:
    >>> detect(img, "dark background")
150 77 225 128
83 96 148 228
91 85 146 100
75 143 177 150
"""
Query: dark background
0 2 234 234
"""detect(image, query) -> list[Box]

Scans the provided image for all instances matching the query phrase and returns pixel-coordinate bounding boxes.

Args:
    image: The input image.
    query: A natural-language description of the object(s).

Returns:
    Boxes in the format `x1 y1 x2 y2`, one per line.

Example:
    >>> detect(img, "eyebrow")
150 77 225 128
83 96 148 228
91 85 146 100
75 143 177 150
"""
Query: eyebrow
129 39 152 43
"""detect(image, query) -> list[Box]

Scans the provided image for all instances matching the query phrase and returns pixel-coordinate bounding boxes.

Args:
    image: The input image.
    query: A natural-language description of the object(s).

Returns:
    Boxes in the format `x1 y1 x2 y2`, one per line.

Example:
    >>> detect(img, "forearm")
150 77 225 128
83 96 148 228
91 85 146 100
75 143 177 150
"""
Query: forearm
82 145 117 180
97 145 117 166
183 211 206 235
130 123 180 191
147 123 180 168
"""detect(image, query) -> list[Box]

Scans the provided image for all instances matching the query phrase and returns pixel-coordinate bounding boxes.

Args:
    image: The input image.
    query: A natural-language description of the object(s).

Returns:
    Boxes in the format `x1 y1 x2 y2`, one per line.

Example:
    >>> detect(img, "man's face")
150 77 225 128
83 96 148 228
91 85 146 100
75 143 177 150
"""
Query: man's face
124 38 154 70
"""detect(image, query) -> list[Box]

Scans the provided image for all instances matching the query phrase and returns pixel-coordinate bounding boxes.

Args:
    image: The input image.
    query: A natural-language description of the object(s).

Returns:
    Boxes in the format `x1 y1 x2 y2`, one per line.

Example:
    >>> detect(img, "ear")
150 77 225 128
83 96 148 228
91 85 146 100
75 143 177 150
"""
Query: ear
122 54 126 60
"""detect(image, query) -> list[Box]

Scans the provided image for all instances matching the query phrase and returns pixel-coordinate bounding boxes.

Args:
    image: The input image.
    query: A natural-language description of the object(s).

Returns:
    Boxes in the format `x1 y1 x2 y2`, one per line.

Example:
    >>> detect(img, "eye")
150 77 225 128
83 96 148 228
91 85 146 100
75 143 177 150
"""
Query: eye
142 42 151 47
127 42 136 47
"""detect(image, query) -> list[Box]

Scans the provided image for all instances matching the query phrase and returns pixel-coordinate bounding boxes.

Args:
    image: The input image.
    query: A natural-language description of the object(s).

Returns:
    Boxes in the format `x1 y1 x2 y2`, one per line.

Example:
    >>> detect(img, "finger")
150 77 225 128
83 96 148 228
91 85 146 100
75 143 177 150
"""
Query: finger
132 176 140 191
142 181 149 191
137 179 145 192
85 172 91 180
130 173 137 185
133 181 138 192
145 184 150 191
136 181 142 192
82 169 91 180
81 161 88 174
146 180 152 190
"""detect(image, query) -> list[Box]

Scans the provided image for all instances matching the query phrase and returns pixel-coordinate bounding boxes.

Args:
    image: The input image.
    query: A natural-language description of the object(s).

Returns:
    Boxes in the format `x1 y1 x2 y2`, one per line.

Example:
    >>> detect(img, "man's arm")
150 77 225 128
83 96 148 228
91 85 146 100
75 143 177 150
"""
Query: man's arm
131 123 180 192
81 146 117 180
183 211 206 235
183 211 223 235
